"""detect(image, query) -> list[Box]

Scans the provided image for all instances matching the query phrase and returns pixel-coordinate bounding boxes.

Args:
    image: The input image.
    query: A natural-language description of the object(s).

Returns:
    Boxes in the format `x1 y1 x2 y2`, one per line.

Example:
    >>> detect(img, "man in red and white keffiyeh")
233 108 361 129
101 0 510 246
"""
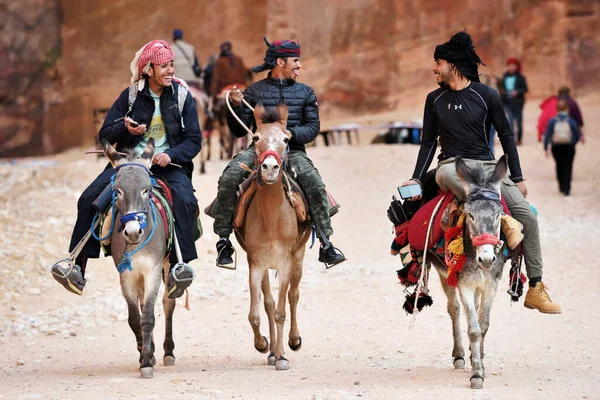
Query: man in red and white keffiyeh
130 39 187 92
51 39 201 300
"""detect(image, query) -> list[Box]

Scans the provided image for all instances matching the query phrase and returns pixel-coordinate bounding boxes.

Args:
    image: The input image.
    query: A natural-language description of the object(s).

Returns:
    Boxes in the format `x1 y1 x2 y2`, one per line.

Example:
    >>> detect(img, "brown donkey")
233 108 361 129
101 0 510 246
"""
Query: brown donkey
235 104 311 370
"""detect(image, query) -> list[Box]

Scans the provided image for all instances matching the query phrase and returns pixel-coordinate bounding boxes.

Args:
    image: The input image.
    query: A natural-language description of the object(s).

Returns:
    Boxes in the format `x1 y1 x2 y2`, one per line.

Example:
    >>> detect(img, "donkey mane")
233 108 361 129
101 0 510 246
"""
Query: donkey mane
121 148 139 162
258 105 282 124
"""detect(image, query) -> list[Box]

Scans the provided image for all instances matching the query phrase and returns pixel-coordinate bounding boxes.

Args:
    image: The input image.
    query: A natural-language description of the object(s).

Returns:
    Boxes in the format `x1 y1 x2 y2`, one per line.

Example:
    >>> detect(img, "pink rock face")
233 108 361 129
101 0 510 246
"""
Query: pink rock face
3 0 600 157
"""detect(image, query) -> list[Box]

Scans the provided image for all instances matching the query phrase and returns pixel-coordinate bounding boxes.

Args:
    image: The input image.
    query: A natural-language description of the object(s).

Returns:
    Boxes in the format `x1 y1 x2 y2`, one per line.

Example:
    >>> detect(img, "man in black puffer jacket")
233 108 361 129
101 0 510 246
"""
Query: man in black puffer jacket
212 37 346 269
52 40 201 298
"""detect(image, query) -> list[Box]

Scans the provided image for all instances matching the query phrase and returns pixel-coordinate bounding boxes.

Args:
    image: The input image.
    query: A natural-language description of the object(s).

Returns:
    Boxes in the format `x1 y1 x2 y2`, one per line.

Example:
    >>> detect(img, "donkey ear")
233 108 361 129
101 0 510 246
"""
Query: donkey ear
455 156 473 195
253 103 265 128
101 139 122 168
139 138 155 169
491 155 508 185
276 103 288 126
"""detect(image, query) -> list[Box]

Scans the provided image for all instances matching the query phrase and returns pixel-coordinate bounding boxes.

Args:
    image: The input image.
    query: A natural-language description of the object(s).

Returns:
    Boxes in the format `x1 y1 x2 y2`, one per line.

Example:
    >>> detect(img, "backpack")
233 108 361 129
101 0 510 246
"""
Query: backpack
552 118 573 144
127 82 188 129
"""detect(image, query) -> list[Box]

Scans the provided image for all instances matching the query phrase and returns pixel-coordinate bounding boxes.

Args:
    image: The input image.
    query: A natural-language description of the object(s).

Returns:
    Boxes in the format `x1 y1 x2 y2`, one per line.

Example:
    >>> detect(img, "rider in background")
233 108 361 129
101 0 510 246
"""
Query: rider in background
52 40 201 299
210 41 251 98
401 31 561 314
171 28 202 90
211 37 346 270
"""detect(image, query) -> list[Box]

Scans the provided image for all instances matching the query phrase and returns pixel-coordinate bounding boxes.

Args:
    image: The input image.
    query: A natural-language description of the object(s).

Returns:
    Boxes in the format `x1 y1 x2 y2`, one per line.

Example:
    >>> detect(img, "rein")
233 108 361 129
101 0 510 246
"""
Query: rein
90 164 160 273
225 89 256 138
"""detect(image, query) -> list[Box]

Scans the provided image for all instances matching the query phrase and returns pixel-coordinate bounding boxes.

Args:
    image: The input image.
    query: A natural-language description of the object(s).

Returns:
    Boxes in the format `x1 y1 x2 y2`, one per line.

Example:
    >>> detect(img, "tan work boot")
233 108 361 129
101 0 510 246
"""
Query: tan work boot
524 282 562 314
501 214 524 249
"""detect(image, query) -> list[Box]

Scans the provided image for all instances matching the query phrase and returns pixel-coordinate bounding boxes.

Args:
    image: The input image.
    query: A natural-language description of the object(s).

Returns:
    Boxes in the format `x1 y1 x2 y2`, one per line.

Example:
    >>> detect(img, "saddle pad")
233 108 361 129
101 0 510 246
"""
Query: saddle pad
233 173 309 230
408 192 454 251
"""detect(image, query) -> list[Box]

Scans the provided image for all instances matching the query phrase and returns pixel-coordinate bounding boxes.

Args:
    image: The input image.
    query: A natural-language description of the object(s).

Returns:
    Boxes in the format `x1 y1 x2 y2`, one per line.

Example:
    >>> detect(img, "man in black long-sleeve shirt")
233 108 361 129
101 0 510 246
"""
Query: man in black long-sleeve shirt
401 32 560 314
211 37 346 270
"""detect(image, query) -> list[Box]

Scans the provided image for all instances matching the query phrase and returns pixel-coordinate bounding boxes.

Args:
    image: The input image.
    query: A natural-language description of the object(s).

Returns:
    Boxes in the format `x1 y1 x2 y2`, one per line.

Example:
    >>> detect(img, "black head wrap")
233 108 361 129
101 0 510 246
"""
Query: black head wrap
433 32 485 82
252 37 301 73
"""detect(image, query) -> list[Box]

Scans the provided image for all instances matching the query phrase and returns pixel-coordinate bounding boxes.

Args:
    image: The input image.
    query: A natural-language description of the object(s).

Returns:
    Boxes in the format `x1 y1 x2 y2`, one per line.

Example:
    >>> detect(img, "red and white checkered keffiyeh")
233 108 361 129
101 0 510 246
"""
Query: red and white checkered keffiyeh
130 40 176 91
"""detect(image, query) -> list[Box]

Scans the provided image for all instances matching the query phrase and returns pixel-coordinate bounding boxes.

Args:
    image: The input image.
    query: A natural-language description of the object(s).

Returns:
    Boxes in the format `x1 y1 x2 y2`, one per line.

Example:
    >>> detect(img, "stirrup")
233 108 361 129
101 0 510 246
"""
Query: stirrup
216 245 237 270
51 258 85 295
167 263 195 299
324 247 347 269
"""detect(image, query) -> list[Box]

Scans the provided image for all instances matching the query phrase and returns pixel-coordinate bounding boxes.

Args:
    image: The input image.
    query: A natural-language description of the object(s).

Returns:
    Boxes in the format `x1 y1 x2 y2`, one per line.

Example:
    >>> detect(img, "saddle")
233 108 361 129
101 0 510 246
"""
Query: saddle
204 174 340 229
393 191 521 253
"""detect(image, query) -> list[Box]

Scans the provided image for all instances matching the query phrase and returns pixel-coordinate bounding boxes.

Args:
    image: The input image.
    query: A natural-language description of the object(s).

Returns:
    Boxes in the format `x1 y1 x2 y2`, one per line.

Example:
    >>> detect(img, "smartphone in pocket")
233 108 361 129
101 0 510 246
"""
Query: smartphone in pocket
397 184 422 199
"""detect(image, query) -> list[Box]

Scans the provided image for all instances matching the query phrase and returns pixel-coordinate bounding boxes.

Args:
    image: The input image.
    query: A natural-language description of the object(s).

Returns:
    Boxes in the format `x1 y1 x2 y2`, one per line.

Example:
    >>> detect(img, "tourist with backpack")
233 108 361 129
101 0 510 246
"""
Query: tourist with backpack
544 98 581 196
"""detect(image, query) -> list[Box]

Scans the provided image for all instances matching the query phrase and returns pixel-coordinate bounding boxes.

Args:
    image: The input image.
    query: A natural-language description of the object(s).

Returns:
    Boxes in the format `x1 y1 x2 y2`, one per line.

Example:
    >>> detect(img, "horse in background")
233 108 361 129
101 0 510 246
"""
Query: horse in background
235 103 311 370
101 138 176 379
213 84 249 161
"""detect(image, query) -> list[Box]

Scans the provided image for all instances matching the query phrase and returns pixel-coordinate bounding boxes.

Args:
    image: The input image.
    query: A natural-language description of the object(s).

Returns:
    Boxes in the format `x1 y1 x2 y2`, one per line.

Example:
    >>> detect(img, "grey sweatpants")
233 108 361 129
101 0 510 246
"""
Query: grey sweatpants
435 158 543 279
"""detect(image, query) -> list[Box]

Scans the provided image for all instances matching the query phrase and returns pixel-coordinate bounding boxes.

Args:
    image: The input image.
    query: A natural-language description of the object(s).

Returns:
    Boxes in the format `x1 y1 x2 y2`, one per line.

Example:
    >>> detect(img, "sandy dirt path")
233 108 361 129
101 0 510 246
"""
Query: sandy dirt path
1 100 599 400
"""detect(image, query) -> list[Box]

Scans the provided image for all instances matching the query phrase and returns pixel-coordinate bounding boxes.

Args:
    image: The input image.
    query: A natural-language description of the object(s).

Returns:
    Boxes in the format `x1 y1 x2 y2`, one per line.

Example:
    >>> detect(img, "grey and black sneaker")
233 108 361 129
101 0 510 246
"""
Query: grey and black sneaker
167 264 195 299
51 262 86 295
216 238 235 270
318 243 346 269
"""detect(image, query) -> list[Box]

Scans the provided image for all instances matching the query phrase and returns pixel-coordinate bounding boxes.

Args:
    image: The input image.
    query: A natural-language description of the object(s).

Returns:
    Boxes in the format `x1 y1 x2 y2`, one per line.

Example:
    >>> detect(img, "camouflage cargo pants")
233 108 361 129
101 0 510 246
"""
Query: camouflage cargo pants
212 148 333 239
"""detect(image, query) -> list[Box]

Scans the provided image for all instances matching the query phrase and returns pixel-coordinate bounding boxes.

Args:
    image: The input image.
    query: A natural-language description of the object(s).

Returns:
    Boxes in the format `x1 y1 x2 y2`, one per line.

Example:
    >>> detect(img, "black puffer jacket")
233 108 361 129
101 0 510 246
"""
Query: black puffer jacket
226 74 320 152
99 80 202 178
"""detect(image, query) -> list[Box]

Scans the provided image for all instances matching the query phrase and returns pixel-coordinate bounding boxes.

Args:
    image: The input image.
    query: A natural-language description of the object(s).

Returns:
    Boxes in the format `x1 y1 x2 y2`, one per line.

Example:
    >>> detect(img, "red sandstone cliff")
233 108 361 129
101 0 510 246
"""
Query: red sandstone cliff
1 0 599 156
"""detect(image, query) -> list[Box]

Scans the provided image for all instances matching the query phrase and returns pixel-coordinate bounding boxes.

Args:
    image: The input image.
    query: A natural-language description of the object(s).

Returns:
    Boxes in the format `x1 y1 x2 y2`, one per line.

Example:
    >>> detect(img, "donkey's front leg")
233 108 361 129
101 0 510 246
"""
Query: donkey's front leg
261 272 277 366
248 266 269 356
458 284 485 389
139 272 161 378
274 269 291 371
478 282 498 368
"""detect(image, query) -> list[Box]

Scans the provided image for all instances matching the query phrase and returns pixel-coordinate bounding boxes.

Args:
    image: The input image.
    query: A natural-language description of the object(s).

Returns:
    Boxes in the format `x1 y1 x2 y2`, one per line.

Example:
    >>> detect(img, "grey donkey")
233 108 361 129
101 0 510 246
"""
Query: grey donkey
430 155 509 389
102 138 175 379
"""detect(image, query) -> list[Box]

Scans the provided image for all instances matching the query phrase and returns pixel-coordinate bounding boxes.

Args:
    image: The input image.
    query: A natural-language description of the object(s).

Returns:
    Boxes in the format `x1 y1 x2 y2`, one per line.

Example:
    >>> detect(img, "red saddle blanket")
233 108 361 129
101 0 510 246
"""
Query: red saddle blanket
408 193 454 251
407 192 511 251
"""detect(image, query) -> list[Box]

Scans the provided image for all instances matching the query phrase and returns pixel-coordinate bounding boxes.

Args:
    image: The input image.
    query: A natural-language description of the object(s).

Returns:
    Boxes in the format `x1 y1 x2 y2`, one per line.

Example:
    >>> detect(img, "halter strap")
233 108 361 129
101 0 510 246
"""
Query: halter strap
115 163 151 174
471 233 502 247
467 189 500 203
258 149 282 165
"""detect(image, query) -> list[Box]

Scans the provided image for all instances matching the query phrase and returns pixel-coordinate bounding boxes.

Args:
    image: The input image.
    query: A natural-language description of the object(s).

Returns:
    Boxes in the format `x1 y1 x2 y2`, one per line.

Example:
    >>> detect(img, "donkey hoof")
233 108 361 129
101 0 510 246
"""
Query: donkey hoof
453 358 465 370
163 356 176 367
254 336 269 354
288 337 302 352
470 376 484 389
267 353 276 366
140 367 154 379
275 357 289 371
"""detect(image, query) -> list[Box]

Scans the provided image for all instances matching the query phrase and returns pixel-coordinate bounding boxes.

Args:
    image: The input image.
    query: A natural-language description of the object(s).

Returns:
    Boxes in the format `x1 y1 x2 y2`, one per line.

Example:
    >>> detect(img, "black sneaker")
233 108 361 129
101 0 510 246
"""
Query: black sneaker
167 264 195 299
51 262 86 295
318 243 346 269
216 238 235 270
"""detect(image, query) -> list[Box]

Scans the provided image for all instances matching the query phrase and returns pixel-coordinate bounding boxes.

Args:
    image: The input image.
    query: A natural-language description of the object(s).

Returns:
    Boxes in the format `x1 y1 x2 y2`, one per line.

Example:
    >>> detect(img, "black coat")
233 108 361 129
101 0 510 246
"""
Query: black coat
498 72 528 106
227 74 320 152
99 80 202 178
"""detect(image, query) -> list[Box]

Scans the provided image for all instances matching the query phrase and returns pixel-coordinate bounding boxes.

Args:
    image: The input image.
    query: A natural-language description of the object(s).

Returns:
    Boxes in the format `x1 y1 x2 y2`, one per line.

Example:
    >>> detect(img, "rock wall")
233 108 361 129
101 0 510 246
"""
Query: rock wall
2 0 599 156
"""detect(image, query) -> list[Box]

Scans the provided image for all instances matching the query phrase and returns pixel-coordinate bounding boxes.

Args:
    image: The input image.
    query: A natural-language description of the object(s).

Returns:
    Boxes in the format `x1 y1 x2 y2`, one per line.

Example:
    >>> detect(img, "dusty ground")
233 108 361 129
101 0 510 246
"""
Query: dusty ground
1 98 599 400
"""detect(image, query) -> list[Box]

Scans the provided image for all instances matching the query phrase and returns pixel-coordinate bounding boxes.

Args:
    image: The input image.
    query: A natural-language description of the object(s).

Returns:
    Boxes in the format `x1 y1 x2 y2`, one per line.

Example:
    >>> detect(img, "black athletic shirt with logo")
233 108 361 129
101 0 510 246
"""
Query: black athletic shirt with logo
411 81 524 183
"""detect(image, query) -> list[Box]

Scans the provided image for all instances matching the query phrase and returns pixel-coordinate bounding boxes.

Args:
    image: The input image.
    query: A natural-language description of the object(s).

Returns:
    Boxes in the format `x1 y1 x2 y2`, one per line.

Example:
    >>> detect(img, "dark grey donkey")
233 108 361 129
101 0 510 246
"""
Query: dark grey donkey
101 138 175 379
430 155 509 389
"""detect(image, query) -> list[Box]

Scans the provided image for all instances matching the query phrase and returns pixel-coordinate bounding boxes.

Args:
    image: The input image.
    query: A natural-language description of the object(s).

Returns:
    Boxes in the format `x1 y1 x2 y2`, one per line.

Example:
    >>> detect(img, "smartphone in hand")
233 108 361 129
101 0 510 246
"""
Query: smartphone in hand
126 117 140 128
397 184 422 200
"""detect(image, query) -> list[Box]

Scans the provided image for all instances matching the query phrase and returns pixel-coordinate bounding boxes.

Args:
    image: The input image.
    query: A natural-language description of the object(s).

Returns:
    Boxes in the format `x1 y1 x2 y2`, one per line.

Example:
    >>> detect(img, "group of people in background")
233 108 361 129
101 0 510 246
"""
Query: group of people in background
171 29 251 143
483 58 585 197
